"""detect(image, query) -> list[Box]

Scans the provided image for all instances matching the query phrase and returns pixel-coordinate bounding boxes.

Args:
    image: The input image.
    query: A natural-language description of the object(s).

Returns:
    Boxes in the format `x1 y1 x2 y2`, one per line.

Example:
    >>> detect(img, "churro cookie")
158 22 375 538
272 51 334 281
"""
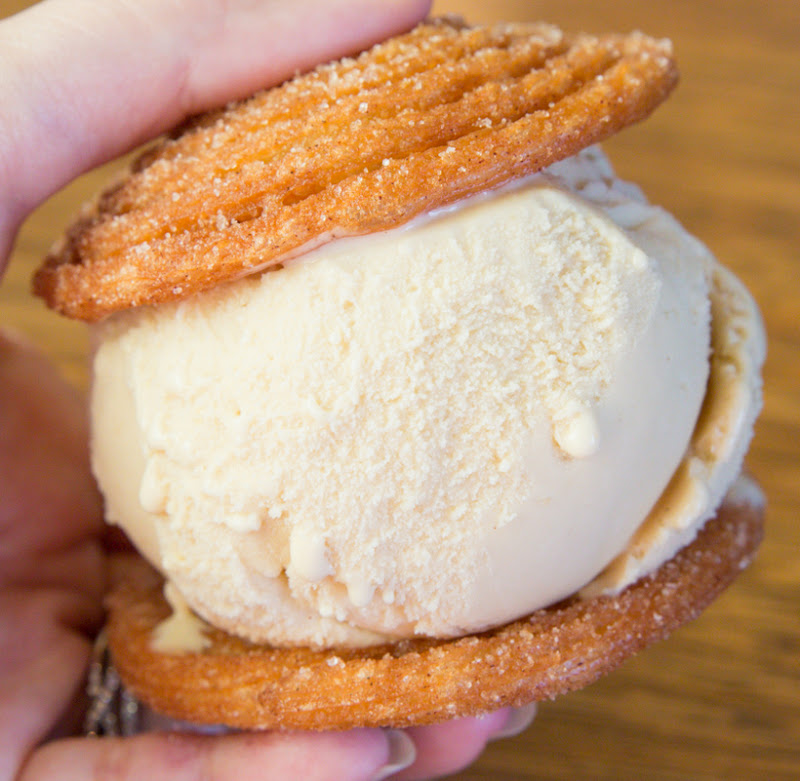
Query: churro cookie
34 17 677 320
105 492 763 730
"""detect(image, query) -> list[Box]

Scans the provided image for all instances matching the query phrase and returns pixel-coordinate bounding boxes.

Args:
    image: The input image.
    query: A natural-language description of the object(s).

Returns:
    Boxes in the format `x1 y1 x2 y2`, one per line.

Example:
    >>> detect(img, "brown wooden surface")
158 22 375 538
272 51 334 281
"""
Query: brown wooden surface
1 1 798 778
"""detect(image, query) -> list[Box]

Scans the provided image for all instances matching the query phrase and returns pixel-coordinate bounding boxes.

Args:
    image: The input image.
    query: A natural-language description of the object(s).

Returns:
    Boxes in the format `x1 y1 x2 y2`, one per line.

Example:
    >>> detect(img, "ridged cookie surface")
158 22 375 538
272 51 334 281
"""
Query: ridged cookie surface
105 493 762 730
34 17 677 320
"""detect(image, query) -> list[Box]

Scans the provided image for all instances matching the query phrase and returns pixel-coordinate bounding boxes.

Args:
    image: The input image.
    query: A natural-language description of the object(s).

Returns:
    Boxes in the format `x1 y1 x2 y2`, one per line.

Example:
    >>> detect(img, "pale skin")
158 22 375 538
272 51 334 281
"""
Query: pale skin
0 1 540 779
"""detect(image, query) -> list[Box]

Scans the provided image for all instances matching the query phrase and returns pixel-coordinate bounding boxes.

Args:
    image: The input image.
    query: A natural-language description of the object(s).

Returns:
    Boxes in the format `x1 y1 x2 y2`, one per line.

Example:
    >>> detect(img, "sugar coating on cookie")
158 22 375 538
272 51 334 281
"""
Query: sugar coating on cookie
34 18 677 320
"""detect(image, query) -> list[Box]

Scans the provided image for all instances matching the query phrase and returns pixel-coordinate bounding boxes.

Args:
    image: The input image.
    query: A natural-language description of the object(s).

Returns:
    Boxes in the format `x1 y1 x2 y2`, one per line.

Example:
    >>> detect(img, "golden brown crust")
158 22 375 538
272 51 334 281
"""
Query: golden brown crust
105 493 762 730
34 18 678 321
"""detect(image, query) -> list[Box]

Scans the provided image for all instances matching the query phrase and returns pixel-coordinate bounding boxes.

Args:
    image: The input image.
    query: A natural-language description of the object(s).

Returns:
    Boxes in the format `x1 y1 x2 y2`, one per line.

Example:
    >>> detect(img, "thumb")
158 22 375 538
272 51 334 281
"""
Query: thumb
0 0 431 263
18 728 411 781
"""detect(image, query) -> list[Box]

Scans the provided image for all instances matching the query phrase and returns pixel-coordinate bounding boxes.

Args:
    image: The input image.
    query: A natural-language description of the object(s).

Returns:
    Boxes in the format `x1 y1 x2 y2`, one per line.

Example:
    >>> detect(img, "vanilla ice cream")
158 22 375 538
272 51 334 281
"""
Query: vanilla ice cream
90 147 765 649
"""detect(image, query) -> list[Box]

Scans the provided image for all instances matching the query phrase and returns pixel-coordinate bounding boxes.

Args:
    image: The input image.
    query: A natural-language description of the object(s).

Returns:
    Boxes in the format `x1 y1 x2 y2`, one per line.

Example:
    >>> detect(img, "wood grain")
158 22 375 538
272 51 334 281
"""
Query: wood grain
1 0 798 778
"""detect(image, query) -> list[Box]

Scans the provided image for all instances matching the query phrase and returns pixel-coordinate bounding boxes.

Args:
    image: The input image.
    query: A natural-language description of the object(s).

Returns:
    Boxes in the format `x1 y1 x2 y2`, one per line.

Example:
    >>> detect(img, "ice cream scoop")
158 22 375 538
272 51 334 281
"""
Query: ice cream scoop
90 147 764 649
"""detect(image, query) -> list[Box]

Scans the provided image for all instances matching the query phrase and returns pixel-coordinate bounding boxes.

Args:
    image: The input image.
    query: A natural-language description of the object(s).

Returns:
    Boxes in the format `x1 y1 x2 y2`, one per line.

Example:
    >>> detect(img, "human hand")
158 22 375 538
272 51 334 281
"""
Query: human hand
0 1 536 778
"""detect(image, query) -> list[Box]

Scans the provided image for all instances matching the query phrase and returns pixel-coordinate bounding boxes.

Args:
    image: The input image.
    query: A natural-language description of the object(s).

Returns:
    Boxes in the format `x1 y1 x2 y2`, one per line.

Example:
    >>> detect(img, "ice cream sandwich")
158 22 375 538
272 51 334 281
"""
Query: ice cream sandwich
35 18 765 730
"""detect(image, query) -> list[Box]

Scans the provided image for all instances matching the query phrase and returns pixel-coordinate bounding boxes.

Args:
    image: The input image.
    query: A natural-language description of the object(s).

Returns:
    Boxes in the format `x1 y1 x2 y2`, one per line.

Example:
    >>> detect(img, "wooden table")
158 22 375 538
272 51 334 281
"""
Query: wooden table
2 1 798 778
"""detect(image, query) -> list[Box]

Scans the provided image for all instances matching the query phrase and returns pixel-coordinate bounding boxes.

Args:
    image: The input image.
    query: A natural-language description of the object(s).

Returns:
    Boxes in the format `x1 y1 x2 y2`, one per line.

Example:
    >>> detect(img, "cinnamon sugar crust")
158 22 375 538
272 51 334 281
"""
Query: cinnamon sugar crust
105 494 762 730
34 18 678 321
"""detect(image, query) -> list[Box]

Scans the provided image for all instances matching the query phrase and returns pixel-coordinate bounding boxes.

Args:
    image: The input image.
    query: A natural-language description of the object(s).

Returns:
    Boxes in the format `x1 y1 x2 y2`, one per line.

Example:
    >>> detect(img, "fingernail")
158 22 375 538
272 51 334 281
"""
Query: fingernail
489 703 538 741
370 729 416 781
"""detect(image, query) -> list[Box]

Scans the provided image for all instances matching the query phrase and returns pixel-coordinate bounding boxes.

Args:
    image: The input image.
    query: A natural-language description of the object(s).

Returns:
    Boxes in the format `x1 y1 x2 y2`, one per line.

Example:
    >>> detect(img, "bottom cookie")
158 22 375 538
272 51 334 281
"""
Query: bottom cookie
105 489 763 731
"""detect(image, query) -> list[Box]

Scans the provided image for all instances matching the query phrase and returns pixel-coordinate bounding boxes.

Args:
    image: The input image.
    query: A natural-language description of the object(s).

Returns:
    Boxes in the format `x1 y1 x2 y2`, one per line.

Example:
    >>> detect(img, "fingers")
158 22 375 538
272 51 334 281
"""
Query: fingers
0 331 103 565
0 607 92 781
0 332 106 776
0 0 432 237
392 709 512 781
18 702 536 781
19 708 535 781
18 729 403 781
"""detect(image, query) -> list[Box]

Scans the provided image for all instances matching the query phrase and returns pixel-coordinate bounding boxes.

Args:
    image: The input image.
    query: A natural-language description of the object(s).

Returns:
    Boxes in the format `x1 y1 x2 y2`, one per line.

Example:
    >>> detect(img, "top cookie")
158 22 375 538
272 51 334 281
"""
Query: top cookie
34 17 677 321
